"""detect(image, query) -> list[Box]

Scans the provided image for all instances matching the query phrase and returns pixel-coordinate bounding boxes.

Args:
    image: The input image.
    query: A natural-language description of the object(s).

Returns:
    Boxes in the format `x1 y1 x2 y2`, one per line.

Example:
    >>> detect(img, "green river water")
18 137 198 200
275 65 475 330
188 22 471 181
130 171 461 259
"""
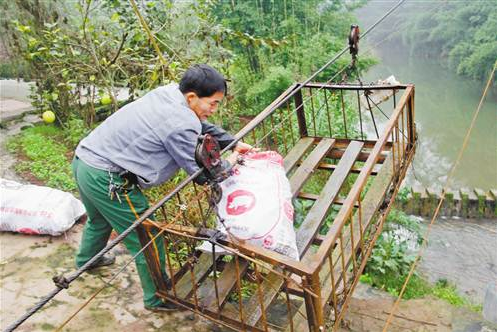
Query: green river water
357 4 496 191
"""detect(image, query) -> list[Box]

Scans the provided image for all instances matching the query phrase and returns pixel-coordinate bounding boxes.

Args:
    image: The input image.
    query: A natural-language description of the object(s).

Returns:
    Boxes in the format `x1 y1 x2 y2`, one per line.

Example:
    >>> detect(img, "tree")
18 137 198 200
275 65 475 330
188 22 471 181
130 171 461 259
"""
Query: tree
401 1 497 83
1 0 231 125
212 0 374 116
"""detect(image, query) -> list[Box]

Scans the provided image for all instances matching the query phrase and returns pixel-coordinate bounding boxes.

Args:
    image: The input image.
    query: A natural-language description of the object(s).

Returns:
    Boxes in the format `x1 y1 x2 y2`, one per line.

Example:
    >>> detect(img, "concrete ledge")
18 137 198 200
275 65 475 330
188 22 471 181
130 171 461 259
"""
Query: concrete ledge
399 186 496 219
0 98 34 124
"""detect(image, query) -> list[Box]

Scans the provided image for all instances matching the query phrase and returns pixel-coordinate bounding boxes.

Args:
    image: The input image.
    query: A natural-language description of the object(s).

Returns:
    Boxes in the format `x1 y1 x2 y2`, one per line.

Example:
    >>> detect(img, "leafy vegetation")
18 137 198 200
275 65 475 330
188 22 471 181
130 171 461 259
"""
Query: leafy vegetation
362 210 424 298
432 279 482 312
6 125 76 191
395 187 410 205
361 209 480 311
2 0 376 198
212 0 375 118
401 1 497 83
1 0 232 125
1 0 374 131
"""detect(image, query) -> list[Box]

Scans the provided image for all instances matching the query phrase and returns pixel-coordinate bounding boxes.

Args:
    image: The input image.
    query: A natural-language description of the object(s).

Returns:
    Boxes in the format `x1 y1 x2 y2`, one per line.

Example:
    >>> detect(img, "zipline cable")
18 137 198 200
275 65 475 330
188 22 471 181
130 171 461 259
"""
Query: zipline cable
3 1 407 331
382 60 496 332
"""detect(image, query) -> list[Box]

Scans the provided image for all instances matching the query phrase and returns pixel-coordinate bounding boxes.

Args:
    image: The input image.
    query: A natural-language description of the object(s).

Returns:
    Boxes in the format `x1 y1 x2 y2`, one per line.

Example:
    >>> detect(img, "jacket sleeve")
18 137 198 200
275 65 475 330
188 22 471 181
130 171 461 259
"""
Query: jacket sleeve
201 121 236 150
162 128 201 176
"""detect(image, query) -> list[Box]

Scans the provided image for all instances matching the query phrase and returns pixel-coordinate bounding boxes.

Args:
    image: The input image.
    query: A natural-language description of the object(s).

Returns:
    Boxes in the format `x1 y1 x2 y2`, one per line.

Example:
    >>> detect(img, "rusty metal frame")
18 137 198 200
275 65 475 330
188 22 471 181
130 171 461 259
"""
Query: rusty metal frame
137 82 416 332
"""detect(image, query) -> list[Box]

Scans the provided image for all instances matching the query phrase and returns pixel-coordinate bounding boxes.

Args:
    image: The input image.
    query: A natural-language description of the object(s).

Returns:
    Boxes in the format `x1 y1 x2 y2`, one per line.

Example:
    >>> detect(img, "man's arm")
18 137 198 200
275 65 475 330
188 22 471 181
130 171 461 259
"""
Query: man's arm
201 121 235 150
162 128 239 185
201 121 258 153
162 128 202 176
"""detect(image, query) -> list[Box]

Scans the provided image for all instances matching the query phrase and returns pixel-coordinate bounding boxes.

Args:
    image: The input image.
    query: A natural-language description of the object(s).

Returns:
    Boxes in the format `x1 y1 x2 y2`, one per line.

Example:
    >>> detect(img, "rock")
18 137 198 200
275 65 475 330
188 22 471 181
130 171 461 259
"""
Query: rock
22 114 42 125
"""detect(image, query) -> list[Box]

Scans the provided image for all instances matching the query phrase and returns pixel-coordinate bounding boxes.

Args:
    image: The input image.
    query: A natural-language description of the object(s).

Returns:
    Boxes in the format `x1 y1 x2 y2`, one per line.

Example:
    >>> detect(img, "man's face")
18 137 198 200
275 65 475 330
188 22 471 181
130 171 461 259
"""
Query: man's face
185 91 224 121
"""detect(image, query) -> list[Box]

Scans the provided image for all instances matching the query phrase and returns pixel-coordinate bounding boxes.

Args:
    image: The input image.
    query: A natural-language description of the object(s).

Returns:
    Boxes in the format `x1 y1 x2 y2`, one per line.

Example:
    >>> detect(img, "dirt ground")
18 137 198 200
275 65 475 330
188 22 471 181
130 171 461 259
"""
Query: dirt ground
0 225 219 332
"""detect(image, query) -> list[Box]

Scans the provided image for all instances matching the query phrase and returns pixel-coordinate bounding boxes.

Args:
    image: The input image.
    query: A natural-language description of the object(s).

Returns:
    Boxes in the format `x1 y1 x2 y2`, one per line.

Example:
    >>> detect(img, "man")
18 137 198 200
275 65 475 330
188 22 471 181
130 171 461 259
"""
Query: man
72 64 252 311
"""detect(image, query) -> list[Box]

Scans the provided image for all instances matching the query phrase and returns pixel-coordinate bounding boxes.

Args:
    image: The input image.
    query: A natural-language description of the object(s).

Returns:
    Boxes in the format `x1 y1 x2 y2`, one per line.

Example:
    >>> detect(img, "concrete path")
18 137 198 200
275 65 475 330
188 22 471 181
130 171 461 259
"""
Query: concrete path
419 218 497 303
0 228 215 332
0 99 32 122
0 79 34 123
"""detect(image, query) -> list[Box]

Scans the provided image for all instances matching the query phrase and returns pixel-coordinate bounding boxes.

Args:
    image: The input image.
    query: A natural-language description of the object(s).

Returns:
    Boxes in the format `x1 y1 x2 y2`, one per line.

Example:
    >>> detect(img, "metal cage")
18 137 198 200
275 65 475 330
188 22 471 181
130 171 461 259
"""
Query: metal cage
137 82 416 331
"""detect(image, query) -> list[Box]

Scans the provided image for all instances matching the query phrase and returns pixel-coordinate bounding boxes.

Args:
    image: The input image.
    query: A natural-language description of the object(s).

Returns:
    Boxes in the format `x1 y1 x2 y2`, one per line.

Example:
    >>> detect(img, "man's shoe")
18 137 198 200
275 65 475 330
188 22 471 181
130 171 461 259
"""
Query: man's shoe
87 254 115 270
145 301 180 312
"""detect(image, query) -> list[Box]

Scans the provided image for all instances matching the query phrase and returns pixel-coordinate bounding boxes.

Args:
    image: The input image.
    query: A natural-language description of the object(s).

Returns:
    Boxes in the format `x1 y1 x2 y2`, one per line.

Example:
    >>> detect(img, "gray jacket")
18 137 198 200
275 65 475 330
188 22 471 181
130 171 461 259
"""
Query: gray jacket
75 83 234 188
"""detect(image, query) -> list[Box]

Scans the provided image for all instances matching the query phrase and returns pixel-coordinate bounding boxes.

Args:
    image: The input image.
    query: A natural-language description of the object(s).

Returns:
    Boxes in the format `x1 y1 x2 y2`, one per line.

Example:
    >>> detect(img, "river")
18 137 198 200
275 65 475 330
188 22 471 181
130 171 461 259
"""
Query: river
353 2 497 318
356 2 497 191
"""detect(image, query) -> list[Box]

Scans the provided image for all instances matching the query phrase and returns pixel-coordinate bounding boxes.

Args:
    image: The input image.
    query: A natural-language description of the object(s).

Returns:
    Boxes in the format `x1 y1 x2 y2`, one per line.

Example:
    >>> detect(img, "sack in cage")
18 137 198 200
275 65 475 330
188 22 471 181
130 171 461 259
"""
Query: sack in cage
198 151 299 260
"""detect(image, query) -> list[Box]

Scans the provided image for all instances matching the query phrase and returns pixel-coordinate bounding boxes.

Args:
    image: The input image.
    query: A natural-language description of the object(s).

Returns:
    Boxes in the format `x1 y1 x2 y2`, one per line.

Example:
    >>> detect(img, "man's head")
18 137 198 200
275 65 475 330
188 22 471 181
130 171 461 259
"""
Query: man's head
179 64 227 121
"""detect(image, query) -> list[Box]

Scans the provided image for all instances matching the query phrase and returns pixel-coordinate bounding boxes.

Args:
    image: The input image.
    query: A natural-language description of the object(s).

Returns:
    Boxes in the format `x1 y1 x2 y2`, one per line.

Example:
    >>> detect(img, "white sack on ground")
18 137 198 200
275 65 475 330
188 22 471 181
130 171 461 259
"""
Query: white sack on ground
0 178 85 235
198 151 299 260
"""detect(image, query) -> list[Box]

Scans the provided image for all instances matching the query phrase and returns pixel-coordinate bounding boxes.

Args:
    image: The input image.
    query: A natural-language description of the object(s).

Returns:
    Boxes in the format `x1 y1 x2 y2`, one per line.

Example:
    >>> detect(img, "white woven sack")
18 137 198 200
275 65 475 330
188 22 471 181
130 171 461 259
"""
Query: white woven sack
214 151 299 260
0 178 85 236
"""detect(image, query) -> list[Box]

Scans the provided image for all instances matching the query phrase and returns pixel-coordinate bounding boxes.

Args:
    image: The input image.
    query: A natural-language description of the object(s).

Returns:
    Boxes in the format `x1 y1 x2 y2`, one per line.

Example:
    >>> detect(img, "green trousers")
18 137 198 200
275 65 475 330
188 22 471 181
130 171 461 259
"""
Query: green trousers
72 157 166 307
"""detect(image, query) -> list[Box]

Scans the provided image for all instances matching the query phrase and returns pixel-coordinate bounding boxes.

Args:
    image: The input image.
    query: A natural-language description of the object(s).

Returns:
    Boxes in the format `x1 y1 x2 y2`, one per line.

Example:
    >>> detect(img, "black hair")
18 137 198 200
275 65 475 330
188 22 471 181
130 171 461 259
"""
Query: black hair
179 64 227 97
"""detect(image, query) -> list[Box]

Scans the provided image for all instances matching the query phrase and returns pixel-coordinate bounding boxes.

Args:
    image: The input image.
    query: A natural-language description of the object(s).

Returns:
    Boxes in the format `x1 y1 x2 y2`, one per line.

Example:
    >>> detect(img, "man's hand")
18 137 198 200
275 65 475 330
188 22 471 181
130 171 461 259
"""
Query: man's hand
234 141 260 154
226 151 240 166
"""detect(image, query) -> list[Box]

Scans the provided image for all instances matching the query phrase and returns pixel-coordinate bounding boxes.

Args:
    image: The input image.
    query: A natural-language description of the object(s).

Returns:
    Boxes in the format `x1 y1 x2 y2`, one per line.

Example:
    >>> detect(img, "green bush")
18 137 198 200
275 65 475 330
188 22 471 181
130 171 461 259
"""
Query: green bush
401 1 497 83
63 117 91 149
246 65 294 116
2 0 232 126
395 187 410 205
362 210 422 299
432 279 481 312
0 60 31 79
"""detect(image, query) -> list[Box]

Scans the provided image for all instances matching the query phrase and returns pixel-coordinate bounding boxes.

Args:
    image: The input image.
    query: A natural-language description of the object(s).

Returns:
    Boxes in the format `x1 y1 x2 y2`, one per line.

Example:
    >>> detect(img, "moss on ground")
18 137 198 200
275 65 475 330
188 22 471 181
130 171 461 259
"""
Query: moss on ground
46 243 76 269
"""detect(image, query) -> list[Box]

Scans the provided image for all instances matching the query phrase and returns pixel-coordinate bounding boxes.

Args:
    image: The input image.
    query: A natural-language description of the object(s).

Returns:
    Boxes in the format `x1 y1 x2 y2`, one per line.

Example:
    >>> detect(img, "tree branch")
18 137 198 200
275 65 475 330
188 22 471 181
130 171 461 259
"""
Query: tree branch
109 32 128 66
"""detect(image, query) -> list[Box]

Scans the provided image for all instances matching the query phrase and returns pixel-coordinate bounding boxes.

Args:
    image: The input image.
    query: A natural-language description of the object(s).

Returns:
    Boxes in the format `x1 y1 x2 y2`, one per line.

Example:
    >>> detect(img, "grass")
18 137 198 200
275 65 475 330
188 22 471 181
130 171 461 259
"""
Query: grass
432 279 482 312
6 118 91 192
7 124 76 191
360 274 481 312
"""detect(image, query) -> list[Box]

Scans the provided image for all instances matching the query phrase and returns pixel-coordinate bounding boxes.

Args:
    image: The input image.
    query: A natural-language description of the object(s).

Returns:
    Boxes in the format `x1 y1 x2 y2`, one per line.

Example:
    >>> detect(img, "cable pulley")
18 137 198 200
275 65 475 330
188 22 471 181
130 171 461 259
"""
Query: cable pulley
348 25 360 68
